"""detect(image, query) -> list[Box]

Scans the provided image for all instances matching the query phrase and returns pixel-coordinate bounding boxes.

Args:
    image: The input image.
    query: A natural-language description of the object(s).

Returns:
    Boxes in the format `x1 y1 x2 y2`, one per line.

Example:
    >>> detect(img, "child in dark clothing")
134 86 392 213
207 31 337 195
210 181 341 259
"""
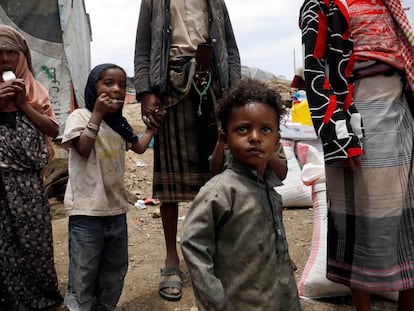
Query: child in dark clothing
181 78 301 310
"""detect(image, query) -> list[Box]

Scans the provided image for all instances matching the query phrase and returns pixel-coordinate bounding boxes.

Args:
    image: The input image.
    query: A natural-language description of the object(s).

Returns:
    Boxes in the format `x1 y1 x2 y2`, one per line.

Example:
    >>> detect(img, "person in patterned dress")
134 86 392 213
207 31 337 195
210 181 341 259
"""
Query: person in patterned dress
0 25 62 310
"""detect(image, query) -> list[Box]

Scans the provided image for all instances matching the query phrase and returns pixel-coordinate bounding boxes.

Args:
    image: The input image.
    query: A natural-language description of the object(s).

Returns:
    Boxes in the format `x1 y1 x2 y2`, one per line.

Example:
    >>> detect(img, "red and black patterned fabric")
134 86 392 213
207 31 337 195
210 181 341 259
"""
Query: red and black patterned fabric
299 0 364 163
383 0 414 89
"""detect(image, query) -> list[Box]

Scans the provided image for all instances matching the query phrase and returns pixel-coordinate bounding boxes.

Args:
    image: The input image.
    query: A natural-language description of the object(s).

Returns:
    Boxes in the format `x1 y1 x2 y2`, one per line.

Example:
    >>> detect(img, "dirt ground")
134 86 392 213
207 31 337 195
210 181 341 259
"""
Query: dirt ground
49 102 397 310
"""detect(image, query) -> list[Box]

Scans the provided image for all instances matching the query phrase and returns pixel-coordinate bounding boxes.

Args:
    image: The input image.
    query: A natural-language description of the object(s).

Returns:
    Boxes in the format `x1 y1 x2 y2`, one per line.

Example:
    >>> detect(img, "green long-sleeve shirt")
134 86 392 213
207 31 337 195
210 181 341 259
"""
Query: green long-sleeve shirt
181 158 301 311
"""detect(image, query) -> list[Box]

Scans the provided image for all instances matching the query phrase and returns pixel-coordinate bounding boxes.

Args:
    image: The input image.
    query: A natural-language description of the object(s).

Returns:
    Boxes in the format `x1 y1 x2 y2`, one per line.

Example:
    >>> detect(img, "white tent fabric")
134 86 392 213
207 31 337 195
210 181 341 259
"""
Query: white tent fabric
58 0 91 108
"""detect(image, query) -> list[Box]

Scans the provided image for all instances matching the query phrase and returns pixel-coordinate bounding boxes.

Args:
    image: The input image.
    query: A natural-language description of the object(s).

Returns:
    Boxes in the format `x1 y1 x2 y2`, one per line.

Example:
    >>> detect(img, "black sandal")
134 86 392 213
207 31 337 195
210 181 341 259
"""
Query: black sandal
158 267 183 301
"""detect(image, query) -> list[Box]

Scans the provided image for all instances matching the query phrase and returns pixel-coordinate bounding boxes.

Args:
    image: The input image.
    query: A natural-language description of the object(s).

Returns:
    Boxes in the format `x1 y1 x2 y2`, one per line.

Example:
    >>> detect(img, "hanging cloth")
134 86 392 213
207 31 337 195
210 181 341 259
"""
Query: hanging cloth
383 0 414 89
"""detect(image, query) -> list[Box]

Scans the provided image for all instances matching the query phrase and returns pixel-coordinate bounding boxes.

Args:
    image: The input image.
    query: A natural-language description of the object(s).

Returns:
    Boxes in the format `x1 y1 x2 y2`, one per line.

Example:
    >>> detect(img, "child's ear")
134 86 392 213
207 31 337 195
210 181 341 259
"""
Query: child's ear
220 131 229 149
274 132 281 151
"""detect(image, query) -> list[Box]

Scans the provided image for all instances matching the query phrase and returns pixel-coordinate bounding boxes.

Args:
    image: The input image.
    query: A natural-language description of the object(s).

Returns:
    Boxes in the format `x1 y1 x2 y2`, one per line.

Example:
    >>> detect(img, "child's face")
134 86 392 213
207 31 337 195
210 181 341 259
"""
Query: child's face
224 102 279 174
96 67 127 113
0 49 19 76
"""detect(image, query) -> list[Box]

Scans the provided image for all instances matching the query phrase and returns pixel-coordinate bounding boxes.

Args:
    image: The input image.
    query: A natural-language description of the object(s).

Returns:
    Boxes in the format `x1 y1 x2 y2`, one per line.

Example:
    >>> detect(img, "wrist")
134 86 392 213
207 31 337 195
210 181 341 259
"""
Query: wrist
91 108 106 120
83 127 97 139
87 122 99 132
146 127 157 134
82 122 100 140
138 91 154 102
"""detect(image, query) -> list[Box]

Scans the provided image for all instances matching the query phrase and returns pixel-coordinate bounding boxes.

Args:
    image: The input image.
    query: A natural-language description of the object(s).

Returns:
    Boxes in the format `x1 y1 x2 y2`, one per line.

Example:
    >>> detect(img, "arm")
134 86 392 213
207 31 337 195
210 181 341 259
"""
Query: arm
209 130 225 176
222 3 241 86
209 140 225 176
300 0 363 165
71 93 111 157
181 185 233 310
134 0 152 97
134 2 166 130
130 127 155 154
267 143 288 181
12 79 59 138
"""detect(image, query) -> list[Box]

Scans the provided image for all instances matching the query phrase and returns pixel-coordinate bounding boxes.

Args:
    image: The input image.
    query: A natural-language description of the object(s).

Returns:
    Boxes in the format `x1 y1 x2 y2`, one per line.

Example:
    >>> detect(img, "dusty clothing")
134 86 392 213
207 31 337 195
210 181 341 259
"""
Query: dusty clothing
134 0 240 97
0 112 62 309
181 158 301 310
62 108 129 216
0 25 62 310
135 0 240 202
169 0 209 55
153 87 218 201
62 64 132 310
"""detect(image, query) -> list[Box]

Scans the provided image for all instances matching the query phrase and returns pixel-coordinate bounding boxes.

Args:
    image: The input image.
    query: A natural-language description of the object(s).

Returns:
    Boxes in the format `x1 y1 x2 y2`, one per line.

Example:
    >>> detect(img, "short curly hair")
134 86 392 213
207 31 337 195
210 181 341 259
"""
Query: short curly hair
216 78 286 133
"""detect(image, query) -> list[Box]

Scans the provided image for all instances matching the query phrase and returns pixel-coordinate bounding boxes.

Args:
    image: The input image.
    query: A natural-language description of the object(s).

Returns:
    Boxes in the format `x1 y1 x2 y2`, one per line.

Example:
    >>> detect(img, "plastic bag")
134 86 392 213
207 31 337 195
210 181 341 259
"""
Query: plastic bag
291 91 313 126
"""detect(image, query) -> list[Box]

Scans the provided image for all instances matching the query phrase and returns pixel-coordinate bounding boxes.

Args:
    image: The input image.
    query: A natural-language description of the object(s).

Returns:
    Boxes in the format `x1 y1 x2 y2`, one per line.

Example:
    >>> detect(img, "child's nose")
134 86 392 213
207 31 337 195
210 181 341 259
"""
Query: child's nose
249 129 260 141
0 51 9 62
111 84 123 93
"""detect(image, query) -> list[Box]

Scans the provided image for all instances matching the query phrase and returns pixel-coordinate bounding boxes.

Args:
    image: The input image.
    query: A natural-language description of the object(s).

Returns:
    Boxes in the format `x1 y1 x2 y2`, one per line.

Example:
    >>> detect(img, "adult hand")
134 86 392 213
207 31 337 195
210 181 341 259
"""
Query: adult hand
341 156 362 171
140 92 165 129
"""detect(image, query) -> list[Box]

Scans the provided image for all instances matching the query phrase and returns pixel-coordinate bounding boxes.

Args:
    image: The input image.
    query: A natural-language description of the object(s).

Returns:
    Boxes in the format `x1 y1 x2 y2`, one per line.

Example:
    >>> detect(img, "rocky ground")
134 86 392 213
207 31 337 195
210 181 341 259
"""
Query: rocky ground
48 91 397 310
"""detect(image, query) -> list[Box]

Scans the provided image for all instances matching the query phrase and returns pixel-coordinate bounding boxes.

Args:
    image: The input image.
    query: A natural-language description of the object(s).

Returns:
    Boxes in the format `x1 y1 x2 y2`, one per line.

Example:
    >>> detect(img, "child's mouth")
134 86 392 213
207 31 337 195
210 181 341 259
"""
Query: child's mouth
111 99 124 104
248 148 265 157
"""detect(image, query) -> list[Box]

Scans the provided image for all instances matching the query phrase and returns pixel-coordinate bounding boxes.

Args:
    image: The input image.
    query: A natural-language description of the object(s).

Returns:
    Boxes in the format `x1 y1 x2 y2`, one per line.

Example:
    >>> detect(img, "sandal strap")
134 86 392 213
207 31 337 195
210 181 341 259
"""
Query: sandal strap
159 280 182 290
160 267 182 276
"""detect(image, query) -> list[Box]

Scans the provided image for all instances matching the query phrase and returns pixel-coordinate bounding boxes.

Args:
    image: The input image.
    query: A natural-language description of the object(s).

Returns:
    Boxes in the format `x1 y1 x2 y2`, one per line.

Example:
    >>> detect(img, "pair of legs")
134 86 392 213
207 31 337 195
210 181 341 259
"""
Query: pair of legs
351 288 414 311
65 215 128 311
159 202 182 300
155 88 218 301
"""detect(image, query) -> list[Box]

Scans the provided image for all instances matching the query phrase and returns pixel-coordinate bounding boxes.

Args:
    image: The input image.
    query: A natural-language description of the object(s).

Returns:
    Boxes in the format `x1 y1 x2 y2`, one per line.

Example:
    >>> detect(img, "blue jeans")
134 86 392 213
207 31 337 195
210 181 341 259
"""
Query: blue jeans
64 214 128 311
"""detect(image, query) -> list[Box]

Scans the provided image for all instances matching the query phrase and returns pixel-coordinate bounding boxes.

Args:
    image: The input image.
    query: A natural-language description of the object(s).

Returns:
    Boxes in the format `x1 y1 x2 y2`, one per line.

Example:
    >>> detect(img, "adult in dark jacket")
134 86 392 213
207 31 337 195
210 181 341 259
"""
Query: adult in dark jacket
134 0 241 301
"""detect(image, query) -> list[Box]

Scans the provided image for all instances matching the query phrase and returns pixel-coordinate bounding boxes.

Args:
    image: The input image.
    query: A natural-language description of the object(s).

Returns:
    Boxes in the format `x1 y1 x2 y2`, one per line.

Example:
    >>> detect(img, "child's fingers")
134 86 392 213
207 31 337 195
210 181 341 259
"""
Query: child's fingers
94 96 113 115
145 114 163 130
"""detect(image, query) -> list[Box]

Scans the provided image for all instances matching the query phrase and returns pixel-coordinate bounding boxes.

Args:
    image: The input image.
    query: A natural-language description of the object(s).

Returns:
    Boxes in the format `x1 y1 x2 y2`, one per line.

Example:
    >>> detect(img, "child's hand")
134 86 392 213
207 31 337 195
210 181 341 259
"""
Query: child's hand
0 79 20 110
94 93 118 116
12 79 27 109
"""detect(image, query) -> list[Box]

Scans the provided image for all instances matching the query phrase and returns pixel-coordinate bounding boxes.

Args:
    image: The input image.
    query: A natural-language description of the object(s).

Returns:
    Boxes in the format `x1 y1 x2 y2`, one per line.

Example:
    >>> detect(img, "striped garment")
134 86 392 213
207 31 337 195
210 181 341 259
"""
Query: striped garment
300 0 414 292
326 73 414 291
153 86 218 202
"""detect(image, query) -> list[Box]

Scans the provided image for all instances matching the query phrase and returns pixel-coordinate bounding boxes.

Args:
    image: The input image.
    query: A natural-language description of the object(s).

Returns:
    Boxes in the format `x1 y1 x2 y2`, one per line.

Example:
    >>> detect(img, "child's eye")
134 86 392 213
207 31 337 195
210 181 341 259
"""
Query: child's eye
104 80 126 89
262 127 272 133
237 126 248 133
6 50 17 56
